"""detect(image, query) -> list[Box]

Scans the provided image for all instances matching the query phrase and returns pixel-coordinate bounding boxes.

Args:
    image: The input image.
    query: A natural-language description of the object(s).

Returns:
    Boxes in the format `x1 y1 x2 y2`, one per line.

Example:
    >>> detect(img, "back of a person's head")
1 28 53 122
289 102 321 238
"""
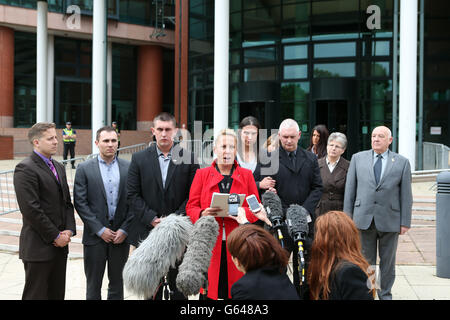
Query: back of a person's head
309 211 372 299
314 210 362 258
227 224 288 273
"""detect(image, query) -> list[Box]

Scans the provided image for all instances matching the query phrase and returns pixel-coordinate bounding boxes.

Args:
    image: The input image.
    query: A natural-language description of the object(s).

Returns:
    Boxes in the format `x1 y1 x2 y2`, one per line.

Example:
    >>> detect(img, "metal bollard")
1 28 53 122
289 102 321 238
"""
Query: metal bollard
436 171 450 278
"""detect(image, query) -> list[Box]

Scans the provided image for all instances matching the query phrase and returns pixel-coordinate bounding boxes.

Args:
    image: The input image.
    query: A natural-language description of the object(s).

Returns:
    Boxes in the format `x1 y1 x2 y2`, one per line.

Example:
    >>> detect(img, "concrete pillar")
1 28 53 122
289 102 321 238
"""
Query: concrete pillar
137 45 163 131
399 0 418 170
47 34 54 122
92 0 107 152
37 0 48 123
213 0 229 138
0 26 14 128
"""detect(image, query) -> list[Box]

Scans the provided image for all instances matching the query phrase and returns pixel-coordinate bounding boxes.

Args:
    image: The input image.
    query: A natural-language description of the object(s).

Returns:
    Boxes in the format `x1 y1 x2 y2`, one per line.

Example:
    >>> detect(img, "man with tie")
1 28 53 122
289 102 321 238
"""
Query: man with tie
127 112 199 299
13 122 76 300
258 118 322 298
73 126 133 300
343 126 413 300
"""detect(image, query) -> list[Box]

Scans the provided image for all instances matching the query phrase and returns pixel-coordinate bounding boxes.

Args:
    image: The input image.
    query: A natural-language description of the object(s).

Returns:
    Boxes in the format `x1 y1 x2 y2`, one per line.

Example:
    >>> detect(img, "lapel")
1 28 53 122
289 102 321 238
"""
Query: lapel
92 158 108 203
31 152 62 187
206 163 226 193
117 158 127 199
148 145 164 191
164 153 178 191
379 150 395 186
366 150 377 185
279 147 296 172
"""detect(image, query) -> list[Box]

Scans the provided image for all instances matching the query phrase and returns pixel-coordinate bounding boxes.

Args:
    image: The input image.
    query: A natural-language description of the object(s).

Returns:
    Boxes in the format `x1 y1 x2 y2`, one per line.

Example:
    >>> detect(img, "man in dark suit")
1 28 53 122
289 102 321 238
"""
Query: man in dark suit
259 118 322 298
74 126 133 300
127 112 199 299
13 122 76 300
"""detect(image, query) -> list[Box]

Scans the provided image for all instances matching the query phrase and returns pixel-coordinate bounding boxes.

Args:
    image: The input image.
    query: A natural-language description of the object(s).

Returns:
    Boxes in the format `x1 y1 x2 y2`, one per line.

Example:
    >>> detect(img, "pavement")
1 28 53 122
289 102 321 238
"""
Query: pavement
1 157 450 300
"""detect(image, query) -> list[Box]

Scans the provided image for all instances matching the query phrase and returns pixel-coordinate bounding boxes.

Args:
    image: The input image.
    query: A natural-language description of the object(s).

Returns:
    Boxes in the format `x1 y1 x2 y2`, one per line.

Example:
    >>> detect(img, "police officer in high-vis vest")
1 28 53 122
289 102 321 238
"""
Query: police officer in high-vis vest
62 121 77 169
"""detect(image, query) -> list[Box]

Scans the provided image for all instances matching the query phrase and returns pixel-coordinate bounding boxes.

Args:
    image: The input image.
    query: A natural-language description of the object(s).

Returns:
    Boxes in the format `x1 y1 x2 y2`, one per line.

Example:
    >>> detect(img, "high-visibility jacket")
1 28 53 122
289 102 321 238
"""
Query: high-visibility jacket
63 128 76 142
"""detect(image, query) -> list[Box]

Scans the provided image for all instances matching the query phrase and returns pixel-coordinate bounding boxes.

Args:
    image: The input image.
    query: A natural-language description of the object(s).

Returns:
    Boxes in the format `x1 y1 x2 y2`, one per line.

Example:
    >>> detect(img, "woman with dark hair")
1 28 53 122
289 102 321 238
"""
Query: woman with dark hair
308 211 375 300
227 224 299 300
237 116 275 192
307 124 329 159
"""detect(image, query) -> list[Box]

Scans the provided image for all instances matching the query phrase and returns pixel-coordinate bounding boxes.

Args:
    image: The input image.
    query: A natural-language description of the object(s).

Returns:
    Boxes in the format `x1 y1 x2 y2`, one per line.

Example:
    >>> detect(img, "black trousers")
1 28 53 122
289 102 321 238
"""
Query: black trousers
22 250 68 300
83 240 130 300
63 142 76 166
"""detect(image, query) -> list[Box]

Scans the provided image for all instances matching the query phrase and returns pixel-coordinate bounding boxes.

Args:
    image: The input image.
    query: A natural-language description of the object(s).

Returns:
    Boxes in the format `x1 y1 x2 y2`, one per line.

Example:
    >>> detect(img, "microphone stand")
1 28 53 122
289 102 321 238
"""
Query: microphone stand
293 232 306 287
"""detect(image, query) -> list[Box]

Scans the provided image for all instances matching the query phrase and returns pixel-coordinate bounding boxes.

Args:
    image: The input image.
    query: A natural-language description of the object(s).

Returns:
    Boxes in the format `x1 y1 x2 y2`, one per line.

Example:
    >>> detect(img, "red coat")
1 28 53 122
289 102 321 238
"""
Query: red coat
186 161 260 300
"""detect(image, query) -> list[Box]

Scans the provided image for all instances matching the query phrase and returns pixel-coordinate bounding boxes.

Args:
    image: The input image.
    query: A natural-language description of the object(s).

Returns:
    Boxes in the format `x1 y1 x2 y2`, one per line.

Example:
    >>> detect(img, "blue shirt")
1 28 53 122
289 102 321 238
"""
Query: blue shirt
96 156 126 237
156 145 173 188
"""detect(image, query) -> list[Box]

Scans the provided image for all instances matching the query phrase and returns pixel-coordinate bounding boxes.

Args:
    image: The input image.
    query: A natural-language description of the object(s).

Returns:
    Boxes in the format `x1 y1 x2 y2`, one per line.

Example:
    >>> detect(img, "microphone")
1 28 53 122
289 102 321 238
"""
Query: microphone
262 191 285 247
176 216 219 298
286 204 310 285
123 214 193 299
286 204 309 243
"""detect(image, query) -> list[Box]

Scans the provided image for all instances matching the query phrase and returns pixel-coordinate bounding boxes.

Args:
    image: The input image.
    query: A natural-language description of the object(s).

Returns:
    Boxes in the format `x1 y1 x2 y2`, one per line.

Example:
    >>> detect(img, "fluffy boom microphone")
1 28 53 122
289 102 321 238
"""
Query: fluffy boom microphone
123 214 193 299
176 216 219 297
286 204 309 242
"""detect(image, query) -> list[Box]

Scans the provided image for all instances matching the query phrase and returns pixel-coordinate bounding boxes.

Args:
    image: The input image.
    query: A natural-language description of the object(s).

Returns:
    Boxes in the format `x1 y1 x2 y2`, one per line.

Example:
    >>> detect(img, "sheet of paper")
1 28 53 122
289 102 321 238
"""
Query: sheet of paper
210 192 246 217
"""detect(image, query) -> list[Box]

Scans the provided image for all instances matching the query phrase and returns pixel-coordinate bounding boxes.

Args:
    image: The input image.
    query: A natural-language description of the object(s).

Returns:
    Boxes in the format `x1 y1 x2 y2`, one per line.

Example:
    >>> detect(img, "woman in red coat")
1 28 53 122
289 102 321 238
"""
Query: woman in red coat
186 129 265 300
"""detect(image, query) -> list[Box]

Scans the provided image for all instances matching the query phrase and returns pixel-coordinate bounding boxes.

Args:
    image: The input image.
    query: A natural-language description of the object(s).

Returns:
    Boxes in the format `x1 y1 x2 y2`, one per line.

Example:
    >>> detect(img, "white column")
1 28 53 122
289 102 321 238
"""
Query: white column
47 34 54 123
399 0 418 170
213 0 229 139
36 0 48 123
92 0 107 152
107 41 112 126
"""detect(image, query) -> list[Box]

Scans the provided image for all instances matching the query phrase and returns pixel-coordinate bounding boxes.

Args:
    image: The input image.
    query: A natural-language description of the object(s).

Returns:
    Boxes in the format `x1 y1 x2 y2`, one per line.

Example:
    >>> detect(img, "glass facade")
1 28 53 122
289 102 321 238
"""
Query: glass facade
13 32 138 130
423 0 450 146
188 0 394 153
0 0 175 28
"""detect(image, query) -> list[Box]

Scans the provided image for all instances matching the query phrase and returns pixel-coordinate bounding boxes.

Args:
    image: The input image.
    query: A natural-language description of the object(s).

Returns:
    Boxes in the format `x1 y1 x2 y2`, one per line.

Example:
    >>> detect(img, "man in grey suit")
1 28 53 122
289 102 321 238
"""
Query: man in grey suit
74 126 133 300
343 126 413 300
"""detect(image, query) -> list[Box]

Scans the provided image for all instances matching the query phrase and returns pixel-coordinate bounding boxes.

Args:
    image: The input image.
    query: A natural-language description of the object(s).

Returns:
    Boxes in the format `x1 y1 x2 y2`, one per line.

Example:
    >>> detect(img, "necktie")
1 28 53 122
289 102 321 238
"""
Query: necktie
47 160 59 181
289 152 296 170
374 154 382 185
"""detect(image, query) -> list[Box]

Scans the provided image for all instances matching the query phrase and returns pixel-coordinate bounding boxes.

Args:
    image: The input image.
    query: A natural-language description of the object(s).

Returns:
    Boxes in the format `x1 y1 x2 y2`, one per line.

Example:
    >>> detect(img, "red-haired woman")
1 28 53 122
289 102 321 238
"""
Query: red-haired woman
227 224 299 300
308 211 375 300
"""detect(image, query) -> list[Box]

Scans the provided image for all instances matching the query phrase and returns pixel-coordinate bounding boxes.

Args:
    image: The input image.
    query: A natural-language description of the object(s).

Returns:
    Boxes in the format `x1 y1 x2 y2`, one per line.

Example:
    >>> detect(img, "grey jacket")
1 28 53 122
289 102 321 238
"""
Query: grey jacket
74 157 133 245
343 149 413 233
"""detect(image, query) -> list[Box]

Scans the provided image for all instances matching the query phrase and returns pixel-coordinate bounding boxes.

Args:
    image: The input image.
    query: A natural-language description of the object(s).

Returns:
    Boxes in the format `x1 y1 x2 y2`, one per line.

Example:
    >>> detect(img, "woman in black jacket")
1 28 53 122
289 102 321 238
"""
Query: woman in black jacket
227 224 299 300
308 211 375 300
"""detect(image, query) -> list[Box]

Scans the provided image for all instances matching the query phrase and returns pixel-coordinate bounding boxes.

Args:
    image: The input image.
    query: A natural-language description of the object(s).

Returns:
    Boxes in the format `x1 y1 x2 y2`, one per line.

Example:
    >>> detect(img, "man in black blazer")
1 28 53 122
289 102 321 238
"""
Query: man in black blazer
259 118 322 298
127 112 199 299
14 122 76 300
74 126 133 300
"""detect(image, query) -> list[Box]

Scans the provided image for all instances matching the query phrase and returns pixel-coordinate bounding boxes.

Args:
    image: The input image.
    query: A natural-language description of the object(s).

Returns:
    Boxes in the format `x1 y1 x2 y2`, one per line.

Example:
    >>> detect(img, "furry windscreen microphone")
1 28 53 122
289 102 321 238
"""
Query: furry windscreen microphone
262 191 284 227
286 204 309 242
176 216 219 297
123 214 193 299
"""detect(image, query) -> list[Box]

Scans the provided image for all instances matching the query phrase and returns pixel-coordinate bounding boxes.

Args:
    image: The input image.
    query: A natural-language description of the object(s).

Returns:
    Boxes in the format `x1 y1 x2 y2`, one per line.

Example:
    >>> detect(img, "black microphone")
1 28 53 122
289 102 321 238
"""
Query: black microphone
123 214 193 299
176 215 219 298
286 204 310 285
262 191 285 247
286 204 309 243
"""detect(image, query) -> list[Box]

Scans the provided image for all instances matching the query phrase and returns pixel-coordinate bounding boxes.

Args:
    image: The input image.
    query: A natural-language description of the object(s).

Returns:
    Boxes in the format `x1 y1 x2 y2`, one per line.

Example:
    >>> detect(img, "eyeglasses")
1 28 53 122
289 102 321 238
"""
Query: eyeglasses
327 143 344 149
